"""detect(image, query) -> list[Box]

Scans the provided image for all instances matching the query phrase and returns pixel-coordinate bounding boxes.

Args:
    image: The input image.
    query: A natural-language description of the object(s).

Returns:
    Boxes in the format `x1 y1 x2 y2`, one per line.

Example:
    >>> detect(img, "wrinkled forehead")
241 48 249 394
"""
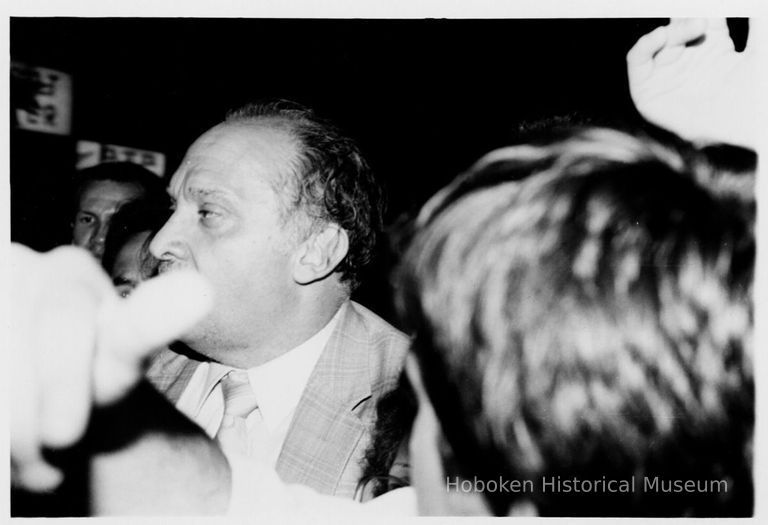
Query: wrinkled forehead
169 122 299 198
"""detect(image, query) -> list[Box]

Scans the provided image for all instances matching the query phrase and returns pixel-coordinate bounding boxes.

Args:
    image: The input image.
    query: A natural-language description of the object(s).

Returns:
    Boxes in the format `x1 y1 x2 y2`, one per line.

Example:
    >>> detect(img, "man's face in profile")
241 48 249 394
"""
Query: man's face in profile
149 122 303 357
72 180 143 260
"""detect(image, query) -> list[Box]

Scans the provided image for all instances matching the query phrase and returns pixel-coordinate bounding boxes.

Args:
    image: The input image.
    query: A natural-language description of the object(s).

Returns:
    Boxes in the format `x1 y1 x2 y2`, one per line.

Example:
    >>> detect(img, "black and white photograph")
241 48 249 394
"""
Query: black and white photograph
7 4 760 519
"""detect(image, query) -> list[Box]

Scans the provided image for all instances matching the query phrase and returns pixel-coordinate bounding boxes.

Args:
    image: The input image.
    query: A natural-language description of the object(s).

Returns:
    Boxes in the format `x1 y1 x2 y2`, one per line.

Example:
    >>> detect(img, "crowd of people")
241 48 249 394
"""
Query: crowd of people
9 18 758 517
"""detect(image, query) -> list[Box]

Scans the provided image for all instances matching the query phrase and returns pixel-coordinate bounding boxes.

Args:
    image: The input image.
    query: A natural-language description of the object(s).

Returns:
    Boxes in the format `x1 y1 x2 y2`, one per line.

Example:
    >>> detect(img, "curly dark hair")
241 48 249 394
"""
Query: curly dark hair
225 99 384 290
356 372 417 500
396 128 754 516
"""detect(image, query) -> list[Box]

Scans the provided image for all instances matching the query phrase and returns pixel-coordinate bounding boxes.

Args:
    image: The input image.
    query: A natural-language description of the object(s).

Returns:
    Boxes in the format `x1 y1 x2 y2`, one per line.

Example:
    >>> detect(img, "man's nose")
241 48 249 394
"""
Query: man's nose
149 212 185 260
92 221 110 250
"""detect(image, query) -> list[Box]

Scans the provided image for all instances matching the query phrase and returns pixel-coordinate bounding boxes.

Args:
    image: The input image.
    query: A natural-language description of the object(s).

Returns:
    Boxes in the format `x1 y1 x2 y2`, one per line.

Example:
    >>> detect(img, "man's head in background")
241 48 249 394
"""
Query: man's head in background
396 128 754 516
102 196 171 298
72 162 166 260
149 99 384 367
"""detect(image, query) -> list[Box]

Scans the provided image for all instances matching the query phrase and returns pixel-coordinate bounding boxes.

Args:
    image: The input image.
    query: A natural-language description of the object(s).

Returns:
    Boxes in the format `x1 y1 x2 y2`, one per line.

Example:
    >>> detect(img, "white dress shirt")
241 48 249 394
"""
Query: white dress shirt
175 308 342 467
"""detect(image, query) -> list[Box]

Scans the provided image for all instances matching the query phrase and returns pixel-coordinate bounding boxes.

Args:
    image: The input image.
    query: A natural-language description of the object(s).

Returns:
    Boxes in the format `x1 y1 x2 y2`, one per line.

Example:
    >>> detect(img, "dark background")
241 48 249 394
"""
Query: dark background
9 18 748 323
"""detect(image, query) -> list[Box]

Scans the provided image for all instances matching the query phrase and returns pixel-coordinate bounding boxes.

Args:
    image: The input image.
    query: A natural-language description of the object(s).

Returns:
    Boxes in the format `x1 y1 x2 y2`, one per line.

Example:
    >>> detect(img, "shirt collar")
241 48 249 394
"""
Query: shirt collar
200 305 344 433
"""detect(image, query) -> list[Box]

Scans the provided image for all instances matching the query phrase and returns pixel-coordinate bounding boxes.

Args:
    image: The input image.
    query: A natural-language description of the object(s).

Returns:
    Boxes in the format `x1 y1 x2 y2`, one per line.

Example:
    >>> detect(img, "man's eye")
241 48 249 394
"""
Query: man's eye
199 208 223 224
77 215 95 225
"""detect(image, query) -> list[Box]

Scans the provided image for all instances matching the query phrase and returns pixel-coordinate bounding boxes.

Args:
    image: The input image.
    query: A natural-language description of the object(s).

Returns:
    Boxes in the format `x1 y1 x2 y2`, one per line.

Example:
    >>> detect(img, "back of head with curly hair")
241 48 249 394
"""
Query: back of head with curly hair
396 128 754 516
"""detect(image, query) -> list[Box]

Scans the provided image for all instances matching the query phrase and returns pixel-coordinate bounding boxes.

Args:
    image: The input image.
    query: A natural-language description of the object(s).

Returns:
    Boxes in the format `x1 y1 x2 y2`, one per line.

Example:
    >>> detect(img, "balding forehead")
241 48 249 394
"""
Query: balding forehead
208 121 298 166
215 118 297 145
168 120 302 209
219 120 304 188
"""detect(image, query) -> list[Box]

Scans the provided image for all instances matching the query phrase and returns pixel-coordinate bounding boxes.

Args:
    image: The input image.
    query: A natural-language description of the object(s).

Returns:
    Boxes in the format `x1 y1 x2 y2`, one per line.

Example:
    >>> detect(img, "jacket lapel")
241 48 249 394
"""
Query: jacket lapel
276 302 372 494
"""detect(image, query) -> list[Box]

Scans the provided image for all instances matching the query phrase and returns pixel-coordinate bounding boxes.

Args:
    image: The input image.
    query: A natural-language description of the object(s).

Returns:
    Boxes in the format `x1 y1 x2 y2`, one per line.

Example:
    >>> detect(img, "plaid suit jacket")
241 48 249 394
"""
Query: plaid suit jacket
146 301 409 498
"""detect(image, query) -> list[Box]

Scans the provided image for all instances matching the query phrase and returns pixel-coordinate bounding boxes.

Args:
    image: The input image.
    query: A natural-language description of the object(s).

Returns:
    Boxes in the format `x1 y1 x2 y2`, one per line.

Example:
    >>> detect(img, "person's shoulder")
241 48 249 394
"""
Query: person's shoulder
345 300 409 352
343 301 409 394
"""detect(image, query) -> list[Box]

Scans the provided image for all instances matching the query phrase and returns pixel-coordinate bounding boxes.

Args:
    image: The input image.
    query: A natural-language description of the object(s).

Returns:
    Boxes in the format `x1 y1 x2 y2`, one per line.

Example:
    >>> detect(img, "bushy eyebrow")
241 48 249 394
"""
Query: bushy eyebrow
186 187 233 199
167 185 236 203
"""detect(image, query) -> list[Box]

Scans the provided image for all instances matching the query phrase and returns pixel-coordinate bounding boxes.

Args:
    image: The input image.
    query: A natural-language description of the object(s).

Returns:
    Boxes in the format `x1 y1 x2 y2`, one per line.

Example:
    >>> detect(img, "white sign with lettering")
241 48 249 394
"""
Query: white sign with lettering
12 62 73 135
76 141 166 177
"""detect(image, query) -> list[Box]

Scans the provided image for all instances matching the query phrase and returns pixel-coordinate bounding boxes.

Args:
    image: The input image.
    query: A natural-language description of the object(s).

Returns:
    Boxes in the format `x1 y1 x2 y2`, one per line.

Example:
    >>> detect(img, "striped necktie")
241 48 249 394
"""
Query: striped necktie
215 370 260 458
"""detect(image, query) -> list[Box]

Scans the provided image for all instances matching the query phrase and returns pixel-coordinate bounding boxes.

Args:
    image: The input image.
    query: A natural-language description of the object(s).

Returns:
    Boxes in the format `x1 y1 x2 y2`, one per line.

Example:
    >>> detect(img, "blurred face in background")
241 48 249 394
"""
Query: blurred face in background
72 180 144 259
110 230 153 298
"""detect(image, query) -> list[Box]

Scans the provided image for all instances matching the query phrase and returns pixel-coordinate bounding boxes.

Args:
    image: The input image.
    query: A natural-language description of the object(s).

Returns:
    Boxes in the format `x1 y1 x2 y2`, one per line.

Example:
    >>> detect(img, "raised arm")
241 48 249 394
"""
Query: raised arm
10 244 230 515
627 18 758 149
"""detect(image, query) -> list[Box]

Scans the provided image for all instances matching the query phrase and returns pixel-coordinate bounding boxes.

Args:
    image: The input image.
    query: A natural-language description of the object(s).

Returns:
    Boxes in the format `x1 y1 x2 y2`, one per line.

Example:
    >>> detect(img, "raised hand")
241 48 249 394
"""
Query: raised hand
10 244 212 492
627 18 758 149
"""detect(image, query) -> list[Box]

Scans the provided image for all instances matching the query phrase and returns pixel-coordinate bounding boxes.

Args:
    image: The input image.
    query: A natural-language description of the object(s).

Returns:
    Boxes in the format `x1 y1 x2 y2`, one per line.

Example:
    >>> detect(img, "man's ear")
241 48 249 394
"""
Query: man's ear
293 224 349 285
406 355 498 517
